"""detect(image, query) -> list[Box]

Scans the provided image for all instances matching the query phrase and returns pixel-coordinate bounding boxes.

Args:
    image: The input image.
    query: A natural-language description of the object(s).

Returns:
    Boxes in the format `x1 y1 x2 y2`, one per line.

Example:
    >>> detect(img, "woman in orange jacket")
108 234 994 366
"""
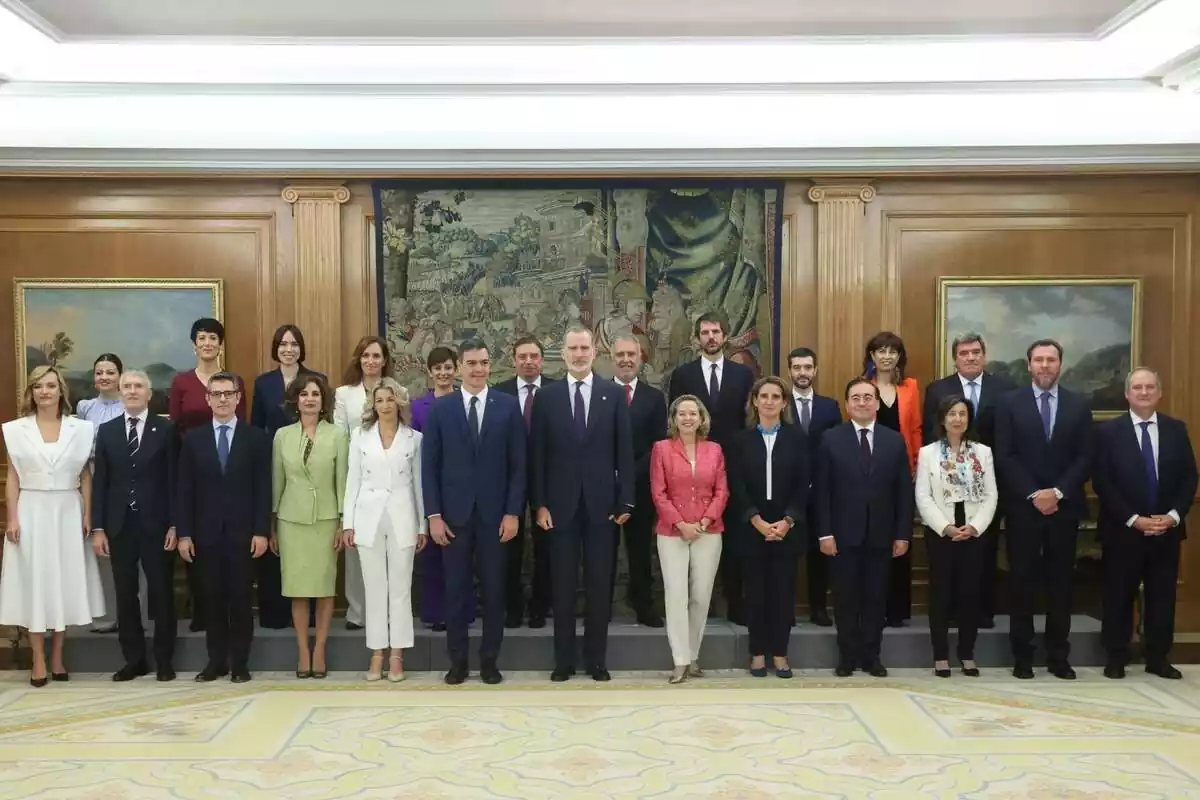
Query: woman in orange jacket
864 331 922 627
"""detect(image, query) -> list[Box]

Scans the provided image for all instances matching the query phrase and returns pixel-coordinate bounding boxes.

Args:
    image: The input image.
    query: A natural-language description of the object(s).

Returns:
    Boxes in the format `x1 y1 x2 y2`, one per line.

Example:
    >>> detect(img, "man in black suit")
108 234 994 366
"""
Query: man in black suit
90 370 179 682
176 372 272 684
493 335 555 629
423 340 527 685
667 312 754 623
816 378 912 678
995 339 1093 680
922 332 1016 628
532 325 635 682
1093 367 1197 680
611 334 667 627
786 347 842 627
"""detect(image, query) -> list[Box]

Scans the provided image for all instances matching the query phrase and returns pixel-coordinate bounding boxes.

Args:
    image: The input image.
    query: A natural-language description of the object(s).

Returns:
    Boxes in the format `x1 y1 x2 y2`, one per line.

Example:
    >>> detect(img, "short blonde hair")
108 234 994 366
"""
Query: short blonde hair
362 377 411 428
21 365 72 418
666 394 711 439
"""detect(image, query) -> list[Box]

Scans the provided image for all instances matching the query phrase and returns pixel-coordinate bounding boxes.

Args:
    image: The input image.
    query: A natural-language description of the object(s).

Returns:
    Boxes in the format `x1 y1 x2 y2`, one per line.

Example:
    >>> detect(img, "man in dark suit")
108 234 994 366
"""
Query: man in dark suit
1093 367 1197 680
176 372 272 684
493 335 555 629
816 378 913 678
995 339 1093 680
90 370 179 682
667 311 754 623
786 347 842 627
532 325 635 682
423 339 527 686
922 332 1016 628
611 334 667 627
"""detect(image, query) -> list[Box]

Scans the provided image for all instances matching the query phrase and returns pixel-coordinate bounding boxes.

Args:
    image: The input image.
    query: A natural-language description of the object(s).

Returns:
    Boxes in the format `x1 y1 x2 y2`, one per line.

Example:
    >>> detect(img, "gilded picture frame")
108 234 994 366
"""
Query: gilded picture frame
13 278 225 413
936 276 1142 419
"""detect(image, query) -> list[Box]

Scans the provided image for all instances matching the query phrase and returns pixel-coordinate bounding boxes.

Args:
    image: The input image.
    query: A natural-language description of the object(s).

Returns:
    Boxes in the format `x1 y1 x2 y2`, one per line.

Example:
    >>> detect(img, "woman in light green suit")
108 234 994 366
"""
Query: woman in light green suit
271 374 348 678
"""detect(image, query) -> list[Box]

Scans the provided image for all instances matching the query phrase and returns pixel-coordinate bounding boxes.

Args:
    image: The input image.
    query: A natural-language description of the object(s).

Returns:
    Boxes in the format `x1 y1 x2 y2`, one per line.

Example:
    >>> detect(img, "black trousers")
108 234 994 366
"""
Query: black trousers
886 550 912 622
611 496 655 615
443 512 506 666
110 509 177 667
1102 530 1181 667
504 506 552 619
185 559 206 629
979 510 1003 620
831 544 891 666
547 505 617 670
198 535 255 670
1006 511 1078 665
925 505 986 662
742 551 798 657
255 550 291 628
806 535 830 615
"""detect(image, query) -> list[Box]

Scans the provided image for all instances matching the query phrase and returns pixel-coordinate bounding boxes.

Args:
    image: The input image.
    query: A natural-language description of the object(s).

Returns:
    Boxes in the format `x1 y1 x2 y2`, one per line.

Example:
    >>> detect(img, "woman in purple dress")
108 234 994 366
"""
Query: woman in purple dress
409 346 459 631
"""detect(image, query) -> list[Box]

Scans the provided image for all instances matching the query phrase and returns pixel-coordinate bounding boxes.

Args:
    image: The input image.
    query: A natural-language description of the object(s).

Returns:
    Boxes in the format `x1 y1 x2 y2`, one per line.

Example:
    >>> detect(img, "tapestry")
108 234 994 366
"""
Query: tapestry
373 181 783 398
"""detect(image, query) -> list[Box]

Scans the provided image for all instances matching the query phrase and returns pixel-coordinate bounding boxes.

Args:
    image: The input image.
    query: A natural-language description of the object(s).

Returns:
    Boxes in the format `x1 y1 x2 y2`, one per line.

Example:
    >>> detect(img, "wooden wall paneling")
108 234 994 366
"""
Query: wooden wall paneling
339 182 379 378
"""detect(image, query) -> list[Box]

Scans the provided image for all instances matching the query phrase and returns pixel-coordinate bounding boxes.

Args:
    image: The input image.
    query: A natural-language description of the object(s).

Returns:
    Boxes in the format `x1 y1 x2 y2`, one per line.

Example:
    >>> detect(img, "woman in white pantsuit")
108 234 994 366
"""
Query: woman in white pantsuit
342 377 427 682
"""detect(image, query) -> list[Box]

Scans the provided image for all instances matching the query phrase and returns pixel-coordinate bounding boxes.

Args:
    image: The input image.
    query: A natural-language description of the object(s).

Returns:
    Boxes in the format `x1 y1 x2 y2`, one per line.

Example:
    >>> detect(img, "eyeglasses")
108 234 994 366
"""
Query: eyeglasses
207 390 239 400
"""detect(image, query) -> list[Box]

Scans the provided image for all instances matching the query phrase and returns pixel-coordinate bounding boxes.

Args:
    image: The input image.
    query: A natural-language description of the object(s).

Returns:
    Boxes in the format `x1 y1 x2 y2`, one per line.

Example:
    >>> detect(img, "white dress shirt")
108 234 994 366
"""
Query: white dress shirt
701 355 725 392
567 372 594 422
462 386 488 432
958 373 983 405
1125 411 1181 527
853 420 875 452
123 409 149 442
617 376 638 402
518 376 543 416
761 426 778 500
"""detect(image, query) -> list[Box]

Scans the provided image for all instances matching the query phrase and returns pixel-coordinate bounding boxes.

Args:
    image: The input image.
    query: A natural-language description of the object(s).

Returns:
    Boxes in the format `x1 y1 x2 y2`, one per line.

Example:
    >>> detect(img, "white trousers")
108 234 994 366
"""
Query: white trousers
357 516 416 651
344 545 366 626
657 532 723 667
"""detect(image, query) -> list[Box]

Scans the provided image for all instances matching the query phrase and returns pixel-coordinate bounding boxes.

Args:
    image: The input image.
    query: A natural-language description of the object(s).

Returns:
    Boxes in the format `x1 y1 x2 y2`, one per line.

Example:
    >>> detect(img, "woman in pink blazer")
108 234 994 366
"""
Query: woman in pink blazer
650 394 730 684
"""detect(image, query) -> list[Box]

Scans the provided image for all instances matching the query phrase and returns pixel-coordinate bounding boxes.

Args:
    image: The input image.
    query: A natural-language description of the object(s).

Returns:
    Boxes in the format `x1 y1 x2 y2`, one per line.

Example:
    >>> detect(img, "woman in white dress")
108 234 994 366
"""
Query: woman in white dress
333 335 393 631
2 366 105 686
342 378 426 682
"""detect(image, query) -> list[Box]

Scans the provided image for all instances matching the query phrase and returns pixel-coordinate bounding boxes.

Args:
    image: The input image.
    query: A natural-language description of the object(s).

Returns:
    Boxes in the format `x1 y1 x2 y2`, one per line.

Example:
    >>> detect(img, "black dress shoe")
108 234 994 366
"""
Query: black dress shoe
1048 663 1077 680
934 667 952 678
635 610 665 628
156 666 177 682
345 621 364 631
481 661 503 685
550 668 573 682
528 614 547 630
444 664 469 685
834 664 854 678
51 672 69 682
1146 662 1183 680
189 620 206 633
978 615 996 630
230 669 252 684
810 610 834 627
431 622 447 633
1104 664 1126 680
885 618 906 628
195 666 228 683
112 662 150 682
864 661 888 678
1012 663 1034 680
504 612 523 629
589 667 612 682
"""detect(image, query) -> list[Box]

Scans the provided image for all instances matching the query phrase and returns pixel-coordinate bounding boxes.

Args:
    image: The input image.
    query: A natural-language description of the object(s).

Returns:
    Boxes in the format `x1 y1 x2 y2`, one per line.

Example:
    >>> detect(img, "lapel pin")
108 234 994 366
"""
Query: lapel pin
601 396 607 401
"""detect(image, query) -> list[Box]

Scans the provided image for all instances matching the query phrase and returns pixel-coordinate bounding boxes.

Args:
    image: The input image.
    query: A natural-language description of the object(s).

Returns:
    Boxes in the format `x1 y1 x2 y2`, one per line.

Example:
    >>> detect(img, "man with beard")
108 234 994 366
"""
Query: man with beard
494 336 557 629
995 339 1093 680
922 332 1015 628
668 312 754 623
786 347 843 627
532 326 634 681
611 335 667 627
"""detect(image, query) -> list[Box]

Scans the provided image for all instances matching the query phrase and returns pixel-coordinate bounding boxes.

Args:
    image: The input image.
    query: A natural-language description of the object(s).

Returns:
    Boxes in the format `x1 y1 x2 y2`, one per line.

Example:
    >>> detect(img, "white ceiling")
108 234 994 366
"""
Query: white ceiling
7 0 1146 40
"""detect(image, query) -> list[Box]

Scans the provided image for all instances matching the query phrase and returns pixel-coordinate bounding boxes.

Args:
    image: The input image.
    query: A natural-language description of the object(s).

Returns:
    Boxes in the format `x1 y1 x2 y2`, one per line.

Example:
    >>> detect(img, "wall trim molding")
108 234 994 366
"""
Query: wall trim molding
2 145 1200 176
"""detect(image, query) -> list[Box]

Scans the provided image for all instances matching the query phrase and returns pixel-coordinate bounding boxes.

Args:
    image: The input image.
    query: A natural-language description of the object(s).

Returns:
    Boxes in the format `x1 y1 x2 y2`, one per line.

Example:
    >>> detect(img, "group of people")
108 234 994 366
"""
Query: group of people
0 312 1194 687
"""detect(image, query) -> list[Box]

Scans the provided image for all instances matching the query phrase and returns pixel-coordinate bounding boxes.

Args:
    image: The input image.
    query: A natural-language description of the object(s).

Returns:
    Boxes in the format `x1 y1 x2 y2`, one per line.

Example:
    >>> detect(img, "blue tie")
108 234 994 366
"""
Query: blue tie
217 424 230 473
573 380 587 438
1039 392 1053 440
467 396 480 448
1140 420 1158 505
966 380 979 413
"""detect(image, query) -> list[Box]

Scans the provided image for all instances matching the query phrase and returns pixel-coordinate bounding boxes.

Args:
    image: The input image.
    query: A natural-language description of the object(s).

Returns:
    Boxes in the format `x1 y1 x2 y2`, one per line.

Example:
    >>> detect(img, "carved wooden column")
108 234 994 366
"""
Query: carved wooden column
282 184 351 379
808 183 876 396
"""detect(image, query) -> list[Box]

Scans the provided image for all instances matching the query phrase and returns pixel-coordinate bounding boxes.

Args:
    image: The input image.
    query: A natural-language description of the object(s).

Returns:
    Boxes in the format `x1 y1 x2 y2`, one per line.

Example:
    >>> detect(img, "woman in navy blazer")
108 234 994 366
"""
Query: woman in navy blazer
249 324 324 630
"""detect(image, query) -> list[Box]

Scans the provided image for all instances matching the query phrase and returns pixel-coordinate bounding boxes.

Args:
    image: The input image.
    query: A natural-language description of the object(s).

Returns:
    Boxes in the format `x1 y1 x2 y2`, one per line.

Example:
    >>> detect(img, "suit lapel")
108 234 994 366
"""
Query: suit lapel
137 417 165 462
587 382 607 435
450 391 471 446
478 393 498 446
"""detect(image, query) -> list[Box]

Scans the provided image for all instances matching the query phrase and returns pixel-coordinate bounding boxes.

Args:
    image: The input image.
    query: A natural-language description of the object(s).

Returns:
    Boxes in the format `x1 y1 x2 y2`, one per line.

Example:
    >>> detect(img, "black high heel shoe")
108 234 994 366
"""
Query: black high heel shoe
29 675 47 688
51 672 69 682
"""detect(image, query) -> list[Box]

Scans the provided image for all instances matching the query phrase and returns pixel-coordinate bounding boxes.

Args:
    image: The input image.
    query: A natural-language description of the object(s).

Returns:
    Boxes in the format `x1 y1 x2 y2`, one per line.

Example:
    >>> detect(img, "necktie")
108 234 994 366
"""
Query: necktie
708 362 719 400
967 380 979 412
624 382 633 406
127 417 140 510
1039 392 1053 440
799 397 811 431
573 380 587 438
467 396 480 448
217 424 230 474
1140 420 1158 504
523 383 536 430
859 428 872 470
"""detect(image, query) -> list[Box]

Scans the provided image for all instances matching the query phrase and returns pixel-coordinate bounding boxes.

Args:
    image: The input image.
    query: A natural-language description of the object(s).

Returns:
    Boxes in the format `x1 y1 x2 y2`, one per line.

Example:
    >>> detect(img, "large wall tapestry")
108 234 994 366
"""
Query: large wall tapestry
373 182 783 398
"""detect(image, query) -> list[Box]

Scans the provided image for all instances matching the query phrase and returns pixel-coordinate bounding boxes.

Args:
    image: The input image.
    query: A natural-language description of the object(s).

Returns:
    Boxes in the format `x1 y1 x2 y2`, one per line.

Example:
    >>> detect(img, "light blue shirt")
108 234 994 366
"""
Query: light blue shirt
212 417 238 448
1033 383 1058 434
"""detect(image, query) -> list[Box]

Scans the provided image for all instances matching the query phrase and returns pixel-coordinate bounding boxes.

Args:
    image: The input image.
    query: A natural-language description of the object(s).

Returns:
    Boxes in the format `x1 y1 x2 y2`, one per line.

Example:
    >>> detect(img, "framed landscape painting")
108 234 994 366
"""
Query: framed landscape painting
13 278 224 414
935 277 1142 418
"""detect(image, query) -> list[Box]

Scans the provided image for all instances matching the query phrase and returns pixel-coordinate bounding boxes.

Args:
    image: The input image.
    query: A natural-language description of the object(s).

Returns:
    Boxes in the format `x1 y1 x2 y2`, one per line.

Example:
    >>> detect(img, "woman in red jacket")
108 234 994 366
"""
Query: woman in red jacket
650 394 730 684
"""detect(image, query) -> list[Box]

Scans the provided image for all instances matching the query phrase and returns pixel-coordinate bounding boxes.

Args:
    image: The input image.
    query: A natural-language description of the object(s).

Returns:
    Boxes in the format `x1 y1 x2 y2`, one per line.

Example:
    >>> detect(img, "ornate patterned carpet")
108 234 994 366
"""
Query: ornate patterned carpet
0 668 1198 798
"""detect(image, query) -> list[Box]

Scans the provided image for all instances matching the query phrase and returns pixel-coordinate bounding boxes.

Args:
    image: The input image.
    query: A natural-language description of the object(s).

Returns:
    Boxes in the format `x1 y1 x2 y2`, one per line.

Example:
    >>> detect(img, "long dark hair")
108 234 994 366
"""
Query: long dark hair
863 331 908 381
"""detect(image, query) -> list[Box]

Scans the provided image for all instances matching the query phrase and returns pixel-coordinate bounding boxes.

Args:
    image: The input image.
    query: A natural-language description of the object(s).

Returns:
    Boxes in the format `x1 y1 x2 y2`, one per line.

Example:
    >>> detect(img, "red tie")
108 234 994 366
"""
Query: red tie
624 383 633 406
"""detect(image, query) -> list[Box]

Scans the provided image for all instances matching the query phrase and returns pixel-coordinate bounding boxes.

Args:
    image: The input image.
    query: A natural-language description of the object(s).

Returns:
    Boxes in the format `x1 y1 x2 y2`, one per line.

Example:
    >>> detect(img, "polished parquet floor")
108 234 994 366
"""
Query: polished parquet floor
0 667 1198 798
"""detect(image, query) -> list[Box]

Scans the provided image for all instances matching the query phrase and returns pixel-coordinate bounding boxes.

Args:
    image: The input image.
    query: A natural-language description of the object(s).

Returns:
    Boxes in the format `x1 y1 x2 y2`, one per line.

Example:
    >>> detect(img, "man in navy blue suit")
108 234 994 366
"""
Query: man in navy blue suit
423 339 526 686
816 378 913 678
532 325 635 682
786 347 842 627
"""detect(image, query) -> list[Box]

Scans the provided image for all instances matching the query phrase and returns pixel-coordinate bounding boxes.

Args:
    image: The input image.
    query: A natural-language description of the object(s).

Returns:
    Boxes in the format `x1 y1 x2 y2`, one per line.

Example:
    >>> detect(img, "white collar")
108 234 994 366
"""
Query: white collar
1130 410 1159 427
958 372 983 387
792 388 814 401
568 372 594 388
462 385 488 405
701 355 725 371
1034 383 1059 398
124 409 149 424
519 375 543 390
617 376 638 393
852 421 876 435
